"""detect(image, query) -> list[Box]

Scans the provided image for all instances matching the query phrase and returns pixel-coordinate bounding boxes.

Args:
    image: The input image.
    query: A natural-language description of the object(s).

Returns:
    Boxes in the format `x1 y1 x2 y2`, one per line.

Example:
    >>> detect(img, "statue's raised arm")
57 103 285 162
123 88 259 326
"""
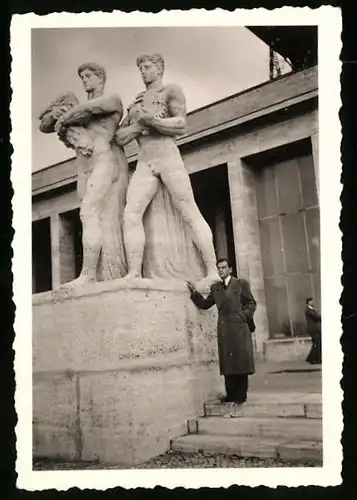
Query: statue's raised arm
55 93 124 134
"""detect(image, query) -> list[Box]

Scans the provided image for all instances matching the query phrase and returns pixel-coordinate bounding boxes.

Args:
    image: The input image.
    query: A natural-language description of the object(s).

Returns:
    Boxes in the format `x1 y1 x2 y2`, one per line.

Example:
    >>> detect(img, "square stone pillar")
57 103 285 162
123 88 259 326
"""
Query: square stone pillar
227 159 270 357
311 133 319 201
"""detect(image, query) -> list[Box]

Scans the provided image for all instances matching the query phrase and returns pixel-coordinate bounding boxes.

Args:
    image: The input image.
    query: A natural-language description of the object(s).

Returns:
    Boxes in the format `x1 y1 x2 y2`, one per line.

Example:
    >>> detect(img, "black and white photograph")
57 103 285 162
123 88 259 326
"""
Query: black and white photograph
11 8 342 490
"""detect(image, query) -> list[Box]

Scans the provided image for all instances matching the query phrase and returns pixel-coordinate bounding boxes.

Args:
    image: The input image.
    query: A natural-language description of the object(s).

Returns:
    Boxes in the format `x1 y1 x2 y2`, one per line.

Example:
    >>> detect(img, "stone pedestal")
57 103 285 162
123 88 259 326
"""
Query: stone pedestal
32 279 221 466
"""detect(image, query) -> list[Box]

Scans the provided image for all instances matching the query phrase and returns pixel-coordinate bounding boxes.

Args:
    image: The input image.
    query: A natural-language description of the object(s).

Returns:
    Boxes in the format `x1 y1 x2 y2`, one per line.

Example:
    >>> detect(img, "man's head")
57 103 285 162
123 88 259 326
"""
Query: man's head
216 258 232 280
136 54 164 85
77 63 106 94
306 297 315 308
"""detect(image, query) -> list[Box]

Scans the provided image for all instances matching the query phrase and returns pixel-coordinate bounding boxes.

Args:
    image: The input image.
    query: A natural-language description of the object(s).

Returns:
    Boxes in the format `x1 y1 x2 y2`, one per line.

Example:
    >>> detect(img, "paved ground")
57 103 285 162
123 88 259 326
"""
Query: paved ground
249 360 321 394
33 361 321 470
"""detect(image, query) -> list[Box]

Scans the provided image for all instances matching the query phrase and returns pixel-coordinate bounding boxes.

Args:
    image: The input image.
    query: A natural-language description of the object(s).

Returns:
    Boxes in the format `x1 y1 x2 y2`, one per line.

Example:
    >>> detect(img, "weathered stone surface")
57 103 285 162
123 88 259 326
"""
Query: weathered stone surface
294 392 322 404
187 419 199 434
305 403 323 419
33 426 78 461
248 391 310 402
204 400 306 418
33 280 218 373
277 440 323 464
172 435 323 464
33 372 79 460
187 363 225 416
173 388 323 465
79 367 195 464
33 282 220 466
171 434 281 459
33 372 77 430
263 337 312 362
197 416 322 441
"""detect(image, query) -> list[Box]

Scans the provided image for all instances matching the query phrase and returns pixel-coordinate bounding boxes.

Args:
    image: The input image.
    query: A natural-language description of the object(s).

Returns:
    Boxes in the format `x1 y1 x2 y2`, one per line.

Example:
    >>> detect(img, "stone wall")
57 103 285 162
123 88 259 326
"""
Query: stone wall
33 279 221 466
263 338 312 363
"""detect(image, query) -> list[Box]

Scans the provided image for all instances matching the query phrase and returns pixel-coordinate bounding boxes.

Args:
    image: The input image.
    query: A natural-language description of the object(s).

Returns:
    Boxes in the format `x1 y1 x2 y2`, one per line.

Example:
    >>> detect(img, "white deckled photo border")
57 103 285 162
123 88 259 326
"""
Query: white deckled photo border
11 7 342 490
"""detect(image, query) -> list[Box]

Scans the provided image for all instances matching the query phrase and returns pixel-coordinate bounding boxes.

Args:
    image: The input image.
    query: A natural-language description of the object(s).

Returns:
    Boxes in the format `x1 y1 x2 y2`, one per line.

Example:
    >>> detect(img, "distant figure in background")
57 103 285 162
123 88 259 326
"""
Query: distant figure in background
305 298 322 365
187 258 256 404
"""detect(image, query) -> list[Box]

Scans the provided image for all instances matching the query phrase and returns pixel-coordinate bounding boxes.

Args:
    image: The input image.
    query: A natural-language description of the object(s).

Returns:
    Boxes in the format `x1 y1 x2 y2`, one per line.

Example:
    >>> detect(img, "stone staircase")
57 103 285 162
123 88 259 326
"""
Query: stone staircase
171 392 322 464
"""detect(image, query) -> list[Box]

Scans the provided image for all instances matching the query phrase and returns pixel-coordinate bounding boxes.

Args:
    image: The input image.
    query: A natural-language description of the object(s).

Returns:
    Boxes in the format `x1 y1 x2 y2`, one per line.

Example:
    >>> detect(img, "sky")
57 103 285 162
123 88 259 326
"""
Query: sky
32 27 271 171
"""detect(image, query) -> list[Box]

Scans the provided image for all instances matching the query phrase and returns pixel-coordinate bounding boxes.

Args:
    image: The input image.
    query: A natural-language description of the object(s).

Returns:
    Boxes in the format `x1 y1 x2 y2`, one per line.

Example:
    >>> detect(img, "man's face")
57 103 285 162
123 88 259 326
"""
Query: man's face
79 69 103 93
217 261 232 280
308 300 315 308
138 60 161 85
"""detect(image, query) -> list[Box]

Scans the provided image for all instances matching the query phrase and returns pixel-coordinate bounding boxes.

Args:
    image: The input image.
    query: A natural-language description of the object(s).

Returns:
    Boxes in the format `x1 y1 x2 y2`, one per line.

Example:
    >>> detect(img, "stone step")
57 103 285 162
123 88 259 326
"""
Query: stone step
204 393 322 419
171 434 322 464
192 416 322 441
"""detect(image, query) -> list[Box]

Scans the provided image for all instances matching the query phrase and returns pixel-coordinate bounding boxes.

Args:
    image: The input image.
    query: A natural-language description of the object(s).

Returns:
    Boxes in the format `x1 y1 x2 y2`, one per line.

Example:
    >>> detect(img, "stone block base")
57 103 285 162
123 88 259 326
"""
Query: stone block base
33 279 221 466
263 337 312 363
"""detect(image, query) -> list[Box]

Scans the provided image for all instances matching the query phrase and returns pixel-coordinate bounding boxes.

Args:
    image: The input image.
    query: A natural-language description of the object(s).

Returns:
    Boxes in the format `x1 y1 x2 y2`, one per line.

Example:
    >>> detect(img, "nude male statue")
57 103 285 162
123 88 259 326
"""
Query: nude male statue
39 63 128 286
115 54 217 282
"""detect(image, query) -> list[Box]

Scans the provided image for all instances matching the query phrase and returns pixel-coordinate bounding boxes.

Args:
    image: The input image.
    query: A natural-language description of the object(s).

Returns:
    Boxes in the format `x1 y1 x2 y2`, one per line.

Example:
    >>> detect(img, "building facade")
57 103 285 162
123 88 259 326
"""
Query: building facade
32 65 319 360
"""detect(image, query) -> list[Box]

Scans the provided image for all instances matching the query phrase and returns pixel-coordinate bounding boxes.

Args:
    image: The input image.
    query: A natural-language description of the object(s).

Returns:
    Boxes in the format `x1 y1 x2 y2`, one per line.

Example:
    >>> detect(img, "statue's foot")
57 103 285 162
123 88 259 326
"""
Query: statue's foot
120 272 142 281
60 274 96 288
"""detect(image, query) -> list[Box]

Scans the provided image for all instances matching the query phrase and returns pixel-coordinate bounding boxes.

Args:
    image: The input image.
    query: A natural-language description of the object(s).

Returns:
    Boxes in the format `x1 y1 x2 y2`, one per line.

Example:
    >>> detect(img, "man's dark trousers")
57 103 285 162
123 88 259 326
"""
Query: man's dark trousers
224 374 248 403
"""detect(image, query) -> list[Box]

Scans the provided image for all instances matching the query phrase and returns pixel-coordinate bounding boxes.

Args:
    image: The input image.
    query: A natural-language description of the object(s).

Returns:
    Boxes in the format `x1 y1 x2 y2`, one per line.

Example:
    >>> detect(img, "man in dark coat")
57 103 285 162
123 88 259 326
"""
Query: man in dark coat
187 258 256 404
305 298 322 364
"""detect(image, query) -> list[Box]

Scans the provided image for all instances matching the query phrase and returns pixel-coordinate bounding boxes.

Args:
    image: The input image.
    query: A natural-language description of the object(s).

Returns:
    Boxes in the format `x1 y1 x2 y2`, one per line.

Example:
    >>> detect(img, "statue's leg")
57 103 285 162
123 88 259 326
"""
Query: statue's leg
61 159 114 287
161 164 218 279
81 158 116 280
123 163 159 278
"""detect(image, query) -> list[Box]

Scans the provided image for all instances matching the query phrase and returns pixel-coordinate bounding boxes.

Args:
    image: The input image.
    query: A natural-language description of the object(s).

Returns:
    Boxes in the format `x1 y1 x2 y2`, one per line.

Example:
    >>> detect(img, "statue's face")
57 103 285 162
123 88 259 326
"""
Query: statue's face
79 69 103 93
138 60 161 85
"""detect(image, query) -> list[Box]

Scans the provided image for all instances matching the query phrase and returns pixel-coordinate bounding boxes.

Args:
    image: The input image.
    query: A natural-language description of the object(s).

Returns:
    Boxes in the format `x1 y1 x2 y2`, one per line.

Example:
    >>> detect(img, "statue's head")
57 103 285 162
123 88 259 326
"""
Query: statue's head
77 63 107 94
136 54 164 85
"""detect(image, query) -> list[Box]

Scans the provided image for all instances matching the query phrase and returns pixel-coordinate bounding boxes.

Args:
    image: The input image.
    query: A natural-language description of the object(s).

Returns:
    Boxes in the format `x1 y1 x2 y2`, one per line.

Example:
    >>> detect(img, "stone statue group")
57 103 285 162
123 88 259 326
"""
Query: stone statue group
39 54 218 287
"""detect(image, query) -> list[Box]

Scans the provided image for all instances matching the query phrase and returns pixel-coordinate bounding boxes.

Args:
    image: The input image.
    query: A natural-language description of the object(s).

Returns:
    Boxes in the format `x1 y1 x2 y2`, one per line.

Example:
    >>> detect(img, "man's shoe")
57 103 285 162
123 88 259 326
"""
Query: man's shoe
219 395 234 403
233 400 246 405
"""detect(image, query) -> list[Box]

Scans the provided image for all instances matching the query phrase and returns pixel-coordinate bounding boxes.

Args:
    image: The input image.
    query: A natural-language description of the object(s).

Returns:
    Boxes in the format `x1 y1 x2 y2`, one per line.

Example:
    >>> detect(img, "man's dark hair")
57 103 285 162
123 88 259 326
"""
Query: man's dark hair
306 297 313 305
216 258 232 268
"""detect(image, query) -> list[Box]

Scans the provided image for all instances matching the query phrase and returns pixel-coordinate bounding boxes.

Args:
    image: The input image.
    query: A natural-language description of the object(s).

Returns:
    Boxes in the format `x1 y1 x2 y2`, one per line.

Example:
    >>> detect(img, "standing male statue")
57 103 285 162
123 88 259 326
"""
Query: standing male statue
39 63 129 286
115 54 217 282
